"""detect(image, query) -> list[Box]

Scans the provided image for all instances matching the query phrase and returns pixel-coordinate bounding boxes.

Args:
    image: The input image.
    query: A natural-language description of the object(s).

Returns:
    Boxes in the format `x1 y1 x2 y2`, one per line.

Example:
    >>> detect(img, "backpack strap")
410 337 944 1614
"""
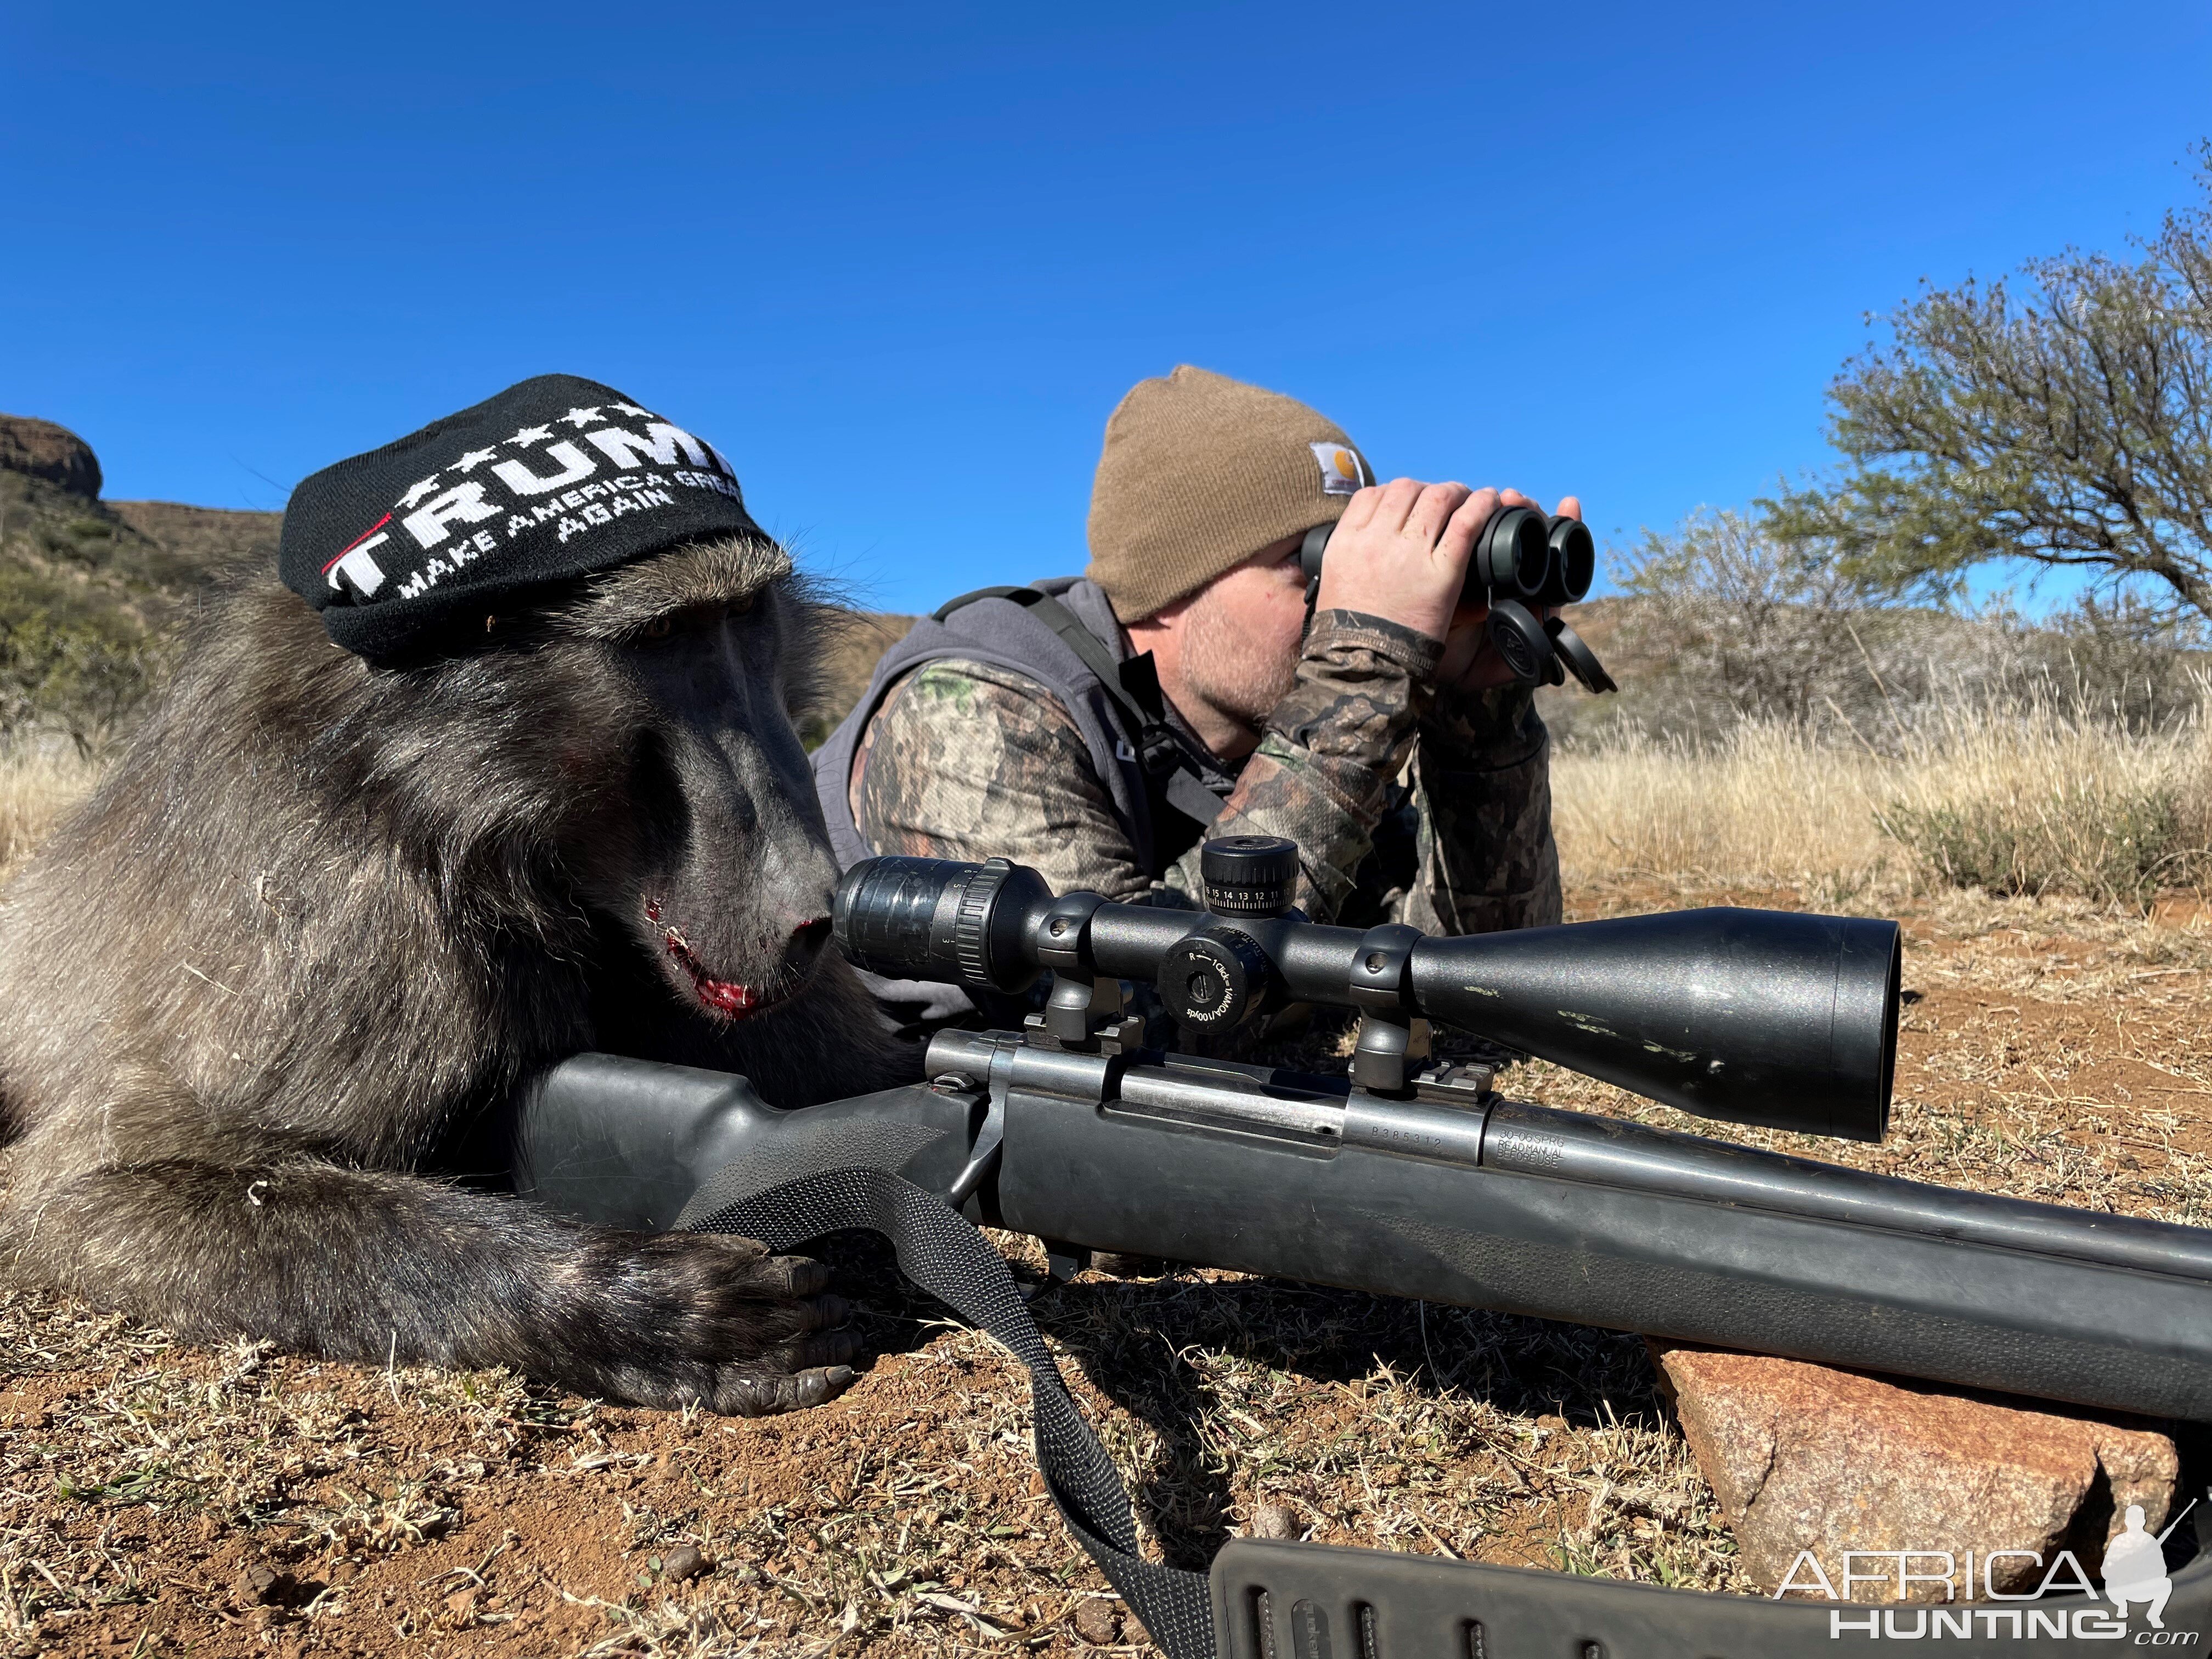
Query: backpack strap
933 587 1225 845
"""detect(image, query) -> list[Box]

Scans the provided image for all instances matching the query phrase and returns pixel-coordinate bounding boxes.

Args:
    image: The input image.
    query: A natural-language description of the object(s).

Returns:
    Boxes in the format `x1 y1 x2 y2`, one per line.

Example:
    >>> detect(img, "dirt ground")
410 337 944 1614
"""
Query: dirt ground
7 874 2212 1658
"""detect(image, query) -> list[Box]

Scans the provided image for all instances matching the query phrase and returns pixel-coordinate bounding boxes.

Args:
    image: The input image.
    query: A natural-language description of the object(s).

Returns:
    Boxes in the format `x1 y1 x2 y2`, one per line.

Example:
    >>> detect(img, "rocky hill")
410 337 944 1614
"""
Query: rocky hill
0 414 277 750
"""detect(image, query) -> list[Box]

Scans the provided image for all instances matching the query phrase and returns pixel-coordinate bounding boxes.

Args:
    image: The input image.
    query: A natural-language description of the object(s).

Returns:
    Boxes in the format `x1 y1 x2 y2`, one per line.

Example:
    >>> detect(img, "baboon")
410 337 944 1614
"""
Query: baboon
0 522 916 1413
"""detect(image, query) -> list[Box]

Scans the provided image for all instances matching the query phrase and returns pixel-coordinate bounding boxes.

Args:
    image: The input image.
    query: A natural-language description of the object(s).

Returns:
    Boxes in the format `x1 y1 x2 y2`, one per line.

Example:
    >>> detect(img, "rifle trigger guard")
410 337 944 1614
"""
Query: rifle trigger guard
945 1040 1015 1209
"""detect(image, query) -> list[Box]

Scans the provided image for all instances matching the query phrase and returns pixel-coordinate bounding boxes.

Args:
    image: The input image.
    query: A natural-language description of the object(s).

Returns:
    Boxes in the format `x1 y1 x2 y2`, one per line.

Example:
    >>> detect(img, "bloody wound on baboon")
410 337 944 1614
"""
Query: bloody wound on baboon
0 377 913 1413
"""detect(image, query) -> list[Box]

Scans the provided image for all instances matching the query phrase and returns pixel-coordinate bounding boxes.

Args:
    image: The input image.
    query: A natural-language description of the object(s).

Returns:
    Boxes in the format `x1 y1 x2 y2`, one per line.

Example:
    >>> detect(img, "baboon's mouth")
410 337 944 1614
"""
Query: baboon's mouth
645 899 813 1021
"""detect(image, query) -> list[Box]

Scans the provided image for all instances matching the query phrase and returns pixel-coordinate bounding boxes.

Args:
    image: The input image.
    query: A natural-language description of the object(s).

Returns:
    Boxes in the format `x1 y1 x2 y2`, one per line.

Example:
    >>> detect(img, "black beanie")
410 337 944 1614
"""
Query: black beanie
279 374 762 659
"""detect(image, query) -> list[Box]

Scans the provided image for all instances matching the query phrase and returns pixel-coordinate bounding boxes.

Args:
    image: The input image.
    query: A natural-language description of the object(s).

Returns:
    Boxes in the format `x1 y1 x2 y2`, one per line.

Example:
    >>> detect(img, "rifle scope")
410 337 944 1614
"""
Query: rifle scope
834 851 1901 1143
1299 509 1612 693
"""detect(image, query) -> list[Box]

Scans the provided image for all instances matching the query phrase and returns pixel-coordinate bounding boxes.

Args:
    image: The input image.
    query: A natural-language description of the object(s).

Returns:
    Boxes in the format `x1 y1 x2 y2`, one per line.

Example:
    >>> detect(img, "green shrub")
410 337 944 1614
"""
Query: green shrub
1880 783 2198 909
0 568 167 753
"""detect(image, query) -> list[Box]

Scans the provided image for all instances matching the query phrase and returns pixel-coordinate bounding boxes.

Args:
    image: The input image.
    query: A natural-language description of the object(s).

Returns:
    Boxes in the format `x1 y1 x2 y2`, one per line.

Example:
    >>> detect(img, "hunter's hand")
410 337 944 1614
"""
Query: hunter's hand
1314 478 1491 645
1436 492 1583 695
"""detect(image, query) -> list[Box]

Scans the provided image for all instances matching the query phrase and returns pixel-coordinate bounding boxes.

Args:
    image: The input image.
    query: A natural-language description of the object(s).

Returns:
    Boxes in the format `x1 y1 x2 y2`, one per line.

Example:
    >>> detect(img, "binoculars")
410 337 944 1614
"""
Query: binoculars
1299 506 1616 693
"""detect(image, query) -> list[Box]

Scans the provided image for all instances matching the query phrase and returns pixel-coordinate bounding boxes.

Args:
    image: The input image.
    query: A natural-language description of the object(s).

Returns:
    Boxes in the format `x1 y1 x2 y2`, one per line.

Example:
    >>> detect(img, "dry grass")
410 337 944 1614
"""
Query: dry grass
0 748 95 882
1554 701 2212 909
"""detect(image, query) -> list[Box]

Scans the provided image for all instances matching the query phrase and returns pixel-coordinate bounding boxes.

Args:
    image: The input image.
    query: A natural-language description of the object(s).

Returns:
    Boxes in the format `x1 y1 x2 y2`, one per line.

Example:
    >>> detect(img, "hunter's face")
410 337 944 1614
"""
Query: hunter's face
1176 533 1309 730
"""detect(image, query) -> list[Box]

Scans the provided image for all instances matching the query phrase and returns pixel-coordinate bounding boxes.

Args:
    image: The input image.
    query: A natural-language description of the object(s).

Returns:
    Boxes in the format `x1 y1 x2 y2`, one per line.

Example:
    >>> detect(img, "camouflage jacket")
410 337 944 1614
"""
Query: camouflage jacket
846 607 1561 935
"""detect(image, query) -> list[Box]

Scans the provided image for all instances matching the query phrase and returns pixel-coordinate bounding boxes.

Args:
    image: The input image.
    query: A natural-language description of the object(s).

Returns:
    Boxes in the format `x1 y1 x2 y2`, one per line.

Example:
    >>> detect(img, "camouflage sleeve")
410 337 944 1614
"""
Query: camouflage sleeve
1397 683 1563 934
849 658 1161 902
1170 610 1441 922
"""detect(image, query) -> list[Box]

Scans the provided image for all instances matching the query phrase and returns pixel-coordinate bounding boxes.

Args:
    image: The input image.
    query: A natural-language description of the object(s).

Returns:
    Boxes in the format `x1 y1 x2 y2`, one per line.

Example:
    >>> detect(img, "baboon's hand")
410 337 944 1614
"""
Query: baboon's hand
550 1232 860 1416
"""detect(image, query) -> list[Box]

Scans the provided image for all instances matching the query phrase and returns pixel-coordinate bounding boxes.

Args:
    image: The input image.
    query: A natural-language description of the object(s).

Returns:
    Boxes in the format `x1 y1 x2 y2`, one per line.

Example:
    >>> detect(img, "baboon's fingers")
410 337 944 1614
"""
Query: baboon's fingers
726 1250 833 1299
639 1229 770 1267
764 1325 862 1374
741 1291 849 1339
711 1363 856 1417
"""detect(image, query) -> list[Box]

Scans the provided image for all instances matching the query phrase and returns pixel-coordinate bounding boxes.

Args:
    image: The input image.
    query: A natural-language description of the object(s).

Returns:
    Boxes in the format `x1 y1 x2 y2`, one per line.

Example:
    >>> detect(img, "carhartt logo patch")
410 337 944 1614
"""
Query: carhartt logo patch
1312 442 1367 496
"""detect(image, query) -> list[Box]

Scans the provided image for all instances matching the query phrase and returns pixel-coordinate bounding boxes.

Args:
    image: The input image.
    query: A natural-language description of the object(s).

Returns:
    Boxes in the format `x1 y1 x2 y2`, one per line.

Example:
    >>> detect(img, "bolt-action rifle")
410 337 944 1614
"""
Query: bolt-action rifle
511 837 2212 1657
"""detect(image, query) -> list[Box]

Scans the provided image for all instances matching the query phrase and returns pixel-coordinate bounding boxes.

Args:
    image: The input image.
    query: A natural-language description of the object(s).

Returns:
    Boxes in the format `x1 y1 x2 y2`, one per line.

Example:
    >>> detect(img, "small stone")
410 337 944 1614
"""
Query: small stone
329 1560 362 1584
1534 1414 1568 1433
661 1544 713 1582
238 1564 283 1605
1250 1503 1299 1541
1073 1600 1121 1645
443 1588 479 1624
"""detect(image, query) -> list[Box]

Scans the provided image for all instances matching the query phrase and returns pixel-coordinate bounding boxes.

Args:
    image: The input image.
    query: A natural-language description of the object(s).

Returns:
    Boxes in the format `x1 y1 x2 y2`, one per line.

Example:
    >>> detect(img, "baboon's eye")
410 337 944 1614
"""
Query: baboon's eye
641 616 675 641
727 592 757 618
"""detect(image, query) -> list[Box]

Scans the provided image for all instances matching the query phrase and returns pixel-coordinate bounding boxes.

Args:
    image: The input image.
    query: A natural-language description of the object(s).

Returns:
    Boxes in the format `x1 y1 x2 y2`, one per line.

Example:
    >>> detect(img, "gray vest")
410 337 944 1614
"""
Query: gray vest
813 577 1217 877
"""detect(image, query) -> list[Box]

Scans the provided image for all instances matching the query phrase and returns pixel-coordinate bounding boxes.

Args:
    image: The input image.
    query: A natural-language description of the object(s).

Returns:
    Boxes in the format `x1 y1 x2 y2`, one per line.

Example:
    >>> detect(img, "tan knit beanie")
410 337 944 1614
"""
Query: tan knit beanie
1085 365 1373 623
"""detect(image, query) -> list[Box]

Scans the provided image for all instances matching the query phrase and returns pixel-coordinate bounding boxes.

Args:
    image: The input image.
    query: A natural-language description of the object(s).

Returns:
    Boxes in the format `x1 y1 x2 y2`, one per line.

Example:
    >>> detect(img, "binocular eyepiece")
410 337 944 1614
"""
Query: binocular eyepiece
1299 506 1616 694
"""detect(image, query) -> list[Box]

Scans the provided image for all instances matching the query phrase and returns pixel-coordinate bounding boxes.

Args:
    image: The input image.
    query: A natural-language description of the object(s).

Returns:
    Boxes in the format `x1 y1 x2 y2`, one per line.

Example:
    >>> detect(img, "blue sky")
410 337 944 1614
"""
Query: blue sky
5 2 2208 613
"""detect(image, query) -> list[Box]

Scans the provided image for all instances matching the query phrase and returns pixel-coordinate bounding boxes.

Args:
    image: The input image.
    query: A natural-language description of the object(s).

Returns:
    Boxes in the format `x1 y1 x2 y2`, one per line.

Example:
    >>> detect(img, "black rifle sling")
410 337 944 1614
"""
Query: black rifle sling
681 1167 1220 1659
930 586 1225 845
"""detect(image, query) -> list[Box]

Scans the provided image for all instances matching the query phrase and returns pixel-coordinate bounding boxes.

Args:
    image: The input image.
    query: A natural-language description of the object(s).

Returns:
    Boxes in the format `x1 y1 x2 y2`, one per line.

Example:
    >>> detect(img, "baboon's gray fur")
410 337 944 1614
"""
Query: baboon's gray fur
0 536 913 1414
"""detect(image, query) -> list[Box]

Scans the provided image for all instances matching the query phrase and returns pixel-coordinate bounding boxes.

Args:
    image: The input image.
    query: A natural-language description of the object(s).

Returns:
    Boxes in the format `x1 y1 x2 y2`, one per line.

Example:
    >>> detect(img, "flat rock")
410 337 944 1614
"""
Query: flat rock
0 414 100 497
1652 1346 2176 1601
1072 1599 1121 1645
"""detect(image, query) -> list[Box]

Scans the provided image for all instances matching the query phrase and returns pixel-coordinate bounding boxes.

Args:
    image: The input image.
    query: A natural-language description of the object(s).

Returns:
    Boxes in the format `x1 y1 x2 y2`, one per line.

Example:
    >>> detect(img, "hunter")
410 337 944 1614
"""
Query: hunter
814 364 1570 1020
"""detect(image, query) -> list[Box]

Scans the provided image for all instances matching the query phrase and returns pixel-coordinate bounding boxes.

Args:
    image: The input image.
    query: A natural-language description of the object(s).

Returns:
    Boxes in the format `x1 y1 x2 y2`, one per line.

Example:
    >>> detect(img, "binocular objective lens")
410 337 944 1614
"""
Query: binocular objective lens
1545 516 1595 604
1475 507 1553 600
